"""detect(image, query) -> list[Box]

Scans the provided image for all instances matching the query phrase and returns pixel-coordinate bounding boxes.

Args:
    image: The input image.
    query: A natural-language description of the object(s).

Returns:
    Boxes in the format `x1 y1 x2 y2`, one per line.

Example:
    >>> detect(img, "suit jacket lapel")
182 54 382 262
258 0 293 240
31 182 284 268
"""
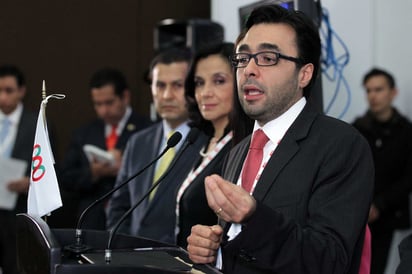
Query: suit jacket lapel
221 104 319 242
12 110 35 161
253 104 318 201
12 111 29 157
253 138 299 201
147 130 208 204
223 138 249 184
117 112 139 147
94 120 107 148
139 124 167 216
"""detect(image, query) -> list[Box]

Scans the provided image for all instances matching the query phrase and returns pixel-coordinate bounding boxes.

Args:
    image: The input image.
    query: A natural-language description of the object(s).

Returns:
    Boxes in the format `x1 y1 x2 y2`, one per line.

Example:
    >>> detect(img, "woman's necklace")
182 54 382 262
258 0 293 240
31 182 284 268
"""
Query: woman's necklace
199 136 219 157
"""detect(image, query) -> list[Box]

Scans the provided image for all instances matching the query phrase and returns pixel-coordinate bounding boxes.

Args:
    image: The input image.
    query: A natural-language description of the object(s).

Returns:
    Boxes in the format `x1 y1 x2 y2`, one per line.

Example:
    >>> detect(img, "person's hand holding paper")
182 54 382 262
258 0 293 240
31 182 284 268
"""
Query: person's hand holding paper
0 157 27 209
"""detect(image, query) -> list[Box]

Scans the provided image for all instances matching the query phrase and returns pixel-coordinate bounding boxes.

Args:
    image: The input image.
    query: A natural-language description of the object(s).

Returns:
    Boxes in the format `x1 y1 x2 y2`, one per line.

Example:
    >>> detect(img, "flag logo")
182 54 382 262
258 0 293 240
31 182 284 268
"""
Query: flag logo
31 144 46 182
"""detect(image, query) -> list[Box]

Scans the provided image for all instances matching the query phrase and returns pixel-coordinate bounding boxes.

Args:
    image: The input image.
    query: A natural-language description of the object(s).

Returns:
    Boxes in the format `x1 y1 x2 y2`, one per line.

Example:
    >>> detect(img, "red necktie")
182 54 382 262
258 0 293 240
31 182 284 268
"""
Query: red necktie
106 125 118 150
241 129 269 193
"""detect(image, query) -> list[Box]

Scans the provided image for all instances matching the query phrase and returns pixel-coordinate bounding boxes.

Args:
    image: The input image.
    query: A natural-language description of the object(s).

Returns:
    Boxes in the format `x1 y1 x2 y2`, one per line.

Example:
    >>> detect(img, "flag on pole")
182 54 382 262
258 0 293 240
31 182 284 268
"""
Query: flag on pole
27 93 65 217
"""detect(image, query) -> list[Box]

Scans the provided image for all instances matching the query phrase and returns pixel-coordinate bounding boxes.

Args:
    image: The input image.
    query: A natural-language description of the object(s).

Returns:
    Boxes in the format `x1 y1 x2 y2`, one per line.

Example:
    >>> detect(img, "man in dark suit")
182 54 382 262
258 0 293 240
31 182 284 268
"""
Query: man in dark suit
187 5 374 274
107 48 207 244
0 65 37 274
60 68 151 230
353 68 412 274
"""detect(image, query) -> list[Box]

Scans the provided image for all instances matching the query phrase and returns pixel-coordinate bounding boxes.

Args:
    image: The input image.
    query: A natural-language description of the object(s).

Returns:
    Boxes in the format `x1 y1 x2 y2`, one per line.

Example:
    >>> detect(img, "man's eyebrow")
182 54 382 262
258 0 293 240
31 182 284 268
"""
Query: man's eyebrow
236 43 281 52
258 43 280 51
236 44 250 52
171 79 184 85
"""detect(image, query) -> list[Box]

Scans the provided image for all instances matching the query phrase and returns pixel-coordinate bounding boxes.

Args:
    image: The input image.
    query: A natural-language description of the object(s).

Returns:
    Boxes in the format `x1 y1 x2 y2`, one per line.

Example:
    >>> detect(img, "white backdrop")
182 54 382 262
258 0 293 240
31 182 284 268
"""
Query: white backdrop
212 0 412 122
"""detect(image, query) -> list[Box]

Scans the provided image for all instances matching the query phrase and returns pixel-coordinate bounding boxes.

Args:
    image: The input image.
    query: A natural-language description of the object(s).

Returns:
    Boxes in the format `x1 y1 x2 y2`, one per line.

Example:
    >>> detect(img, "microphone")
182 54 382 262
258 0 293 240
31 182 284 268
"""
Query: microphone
64 131 182 256
104 127 200 263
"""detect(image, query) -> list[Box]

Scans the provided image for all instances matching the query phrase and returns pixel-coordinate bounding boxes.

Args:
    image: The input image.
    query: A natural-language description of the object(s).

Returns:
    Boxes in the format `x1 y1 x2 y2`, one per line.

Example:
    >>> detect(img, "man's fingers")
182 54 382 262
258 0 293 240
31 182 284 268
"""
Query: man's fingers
187 225 222 264
205 175 235 208
191 225 222 242
205 175 246 220
204 176 219 209
187 237 219 256
188 253 216 264
187 237 219 264
205 175 256 223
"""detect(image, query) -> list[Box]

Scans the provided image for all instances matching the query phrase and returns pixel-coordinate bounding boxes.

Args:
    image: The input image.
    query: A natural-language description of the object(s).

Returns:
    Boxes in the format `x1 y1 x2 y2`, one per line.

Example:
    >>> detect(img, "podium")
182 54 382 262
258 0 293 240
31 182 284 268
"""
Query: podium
16 213 222 274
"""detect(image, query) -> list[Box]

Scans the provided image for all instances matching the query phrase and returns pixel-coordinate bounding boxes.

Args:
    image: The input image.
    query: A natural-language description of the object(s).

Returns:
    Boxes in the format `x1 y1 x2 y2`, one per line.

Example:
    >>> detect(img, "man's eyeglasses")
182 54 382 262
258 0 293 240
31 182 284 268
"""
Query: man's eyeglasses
230 51 302 68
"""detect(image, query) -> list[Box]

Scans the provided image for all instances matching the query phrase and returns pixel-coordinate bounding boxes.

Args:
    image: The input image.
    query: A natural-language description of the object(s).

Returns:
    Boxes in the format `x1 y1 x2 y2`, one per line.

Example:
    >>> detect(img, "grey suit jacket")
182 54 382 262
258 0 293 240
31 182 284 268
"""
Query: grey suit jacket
107 122 208 244
220 104 374 274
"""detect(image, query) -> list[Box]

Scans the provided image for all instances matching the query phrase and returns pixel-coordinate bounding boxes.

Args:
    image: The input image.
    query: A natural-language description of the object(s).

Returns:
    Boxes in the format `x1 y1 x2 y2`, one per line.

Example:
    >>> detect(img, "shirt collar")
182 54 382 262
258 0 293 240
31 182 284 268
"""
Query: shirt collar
0 103 23 126
161 120 190 151
116 106 132 134
105 106 132 136
254 97 306 144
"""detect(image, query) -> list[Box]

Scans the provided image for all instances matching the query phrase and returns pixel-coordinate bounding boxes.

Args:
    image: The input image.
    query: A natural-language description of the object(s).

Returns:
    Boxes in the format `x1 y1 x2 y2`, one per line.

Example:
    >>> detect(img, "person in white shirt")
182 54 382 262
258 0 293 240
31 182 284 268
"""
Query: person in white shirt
0 64 38 274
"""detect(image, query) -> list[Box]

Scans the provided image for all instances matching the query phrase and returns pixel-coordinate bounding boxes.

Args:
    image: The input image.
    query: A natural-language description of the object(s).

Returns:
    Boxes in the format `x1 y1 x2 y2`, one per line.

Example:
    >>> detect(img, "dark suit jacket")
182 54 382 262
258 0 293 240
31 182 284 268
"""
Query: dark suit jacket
107 122 208 244
353 109 412 228
60 111 151 230
396 233 412 274
352 109 412 273
6 108 37 213
0 108 37 274
220 104 374 274
177 140 232 248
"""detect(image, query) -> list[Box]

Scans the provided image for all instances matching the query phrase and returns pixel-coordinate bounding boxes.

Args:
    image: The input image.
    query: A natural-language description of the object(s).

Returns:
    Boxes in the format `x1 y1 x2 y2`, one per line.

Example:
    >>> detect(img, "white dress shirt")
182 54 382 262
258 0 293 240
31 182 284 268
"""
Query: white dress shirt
216 97 306 269
0 103 23 157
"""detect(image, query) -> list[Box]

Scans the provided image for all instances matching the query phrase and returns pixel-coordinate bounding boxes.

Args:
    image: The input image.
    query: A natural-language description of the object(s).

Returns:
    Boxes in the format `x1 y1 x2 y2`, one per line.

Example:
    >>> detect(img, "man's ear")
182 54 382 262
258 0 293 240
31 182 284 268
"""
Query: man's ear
392 87 399 97
123 89 131 104
18 86 26 100
298 63 314 89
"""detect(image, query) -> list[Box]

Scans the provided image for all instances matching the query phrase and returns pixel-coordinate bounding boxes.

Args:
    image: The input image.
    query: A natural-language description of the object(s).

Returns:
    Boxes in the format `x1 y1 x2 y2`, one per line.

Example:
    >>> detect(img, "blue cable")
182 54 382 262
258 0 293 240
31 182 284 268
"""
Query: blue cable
320 7 351 119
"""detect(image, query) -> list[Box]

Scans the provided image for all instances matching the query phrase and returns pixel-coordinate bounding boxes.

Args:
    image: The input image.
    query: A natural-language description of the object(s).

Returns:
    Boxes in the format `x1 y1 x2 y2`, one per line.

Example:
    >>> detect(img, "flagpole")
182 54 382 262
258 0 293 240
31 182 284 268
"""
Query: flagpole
42 80 47 100
42 80 48 223
27 81 65 219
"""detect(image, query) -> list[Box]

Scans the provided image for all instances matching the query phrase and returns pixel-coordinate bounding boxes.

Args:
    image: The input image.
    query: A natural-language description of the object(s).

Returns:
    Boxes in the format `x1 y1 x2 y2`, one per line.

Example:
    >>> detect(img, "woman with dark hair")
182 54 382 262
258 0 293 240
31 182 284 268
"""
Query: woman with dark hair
175 42 252 248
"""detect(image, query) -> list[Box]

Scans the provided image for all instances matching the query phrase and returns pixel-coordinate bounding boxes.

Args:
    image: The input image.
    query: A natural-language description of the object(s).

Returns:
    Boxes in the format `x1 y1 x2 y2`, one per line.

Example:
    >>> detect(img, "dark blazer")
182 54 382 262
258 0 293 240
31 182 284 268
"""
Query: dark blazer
60 111 151 230
353 109 412 227
6 108 37 212
396 233 412 274
177 140 232 248
107 122 208 245
220 104 374 274
352 109 412 273
0 108 37 274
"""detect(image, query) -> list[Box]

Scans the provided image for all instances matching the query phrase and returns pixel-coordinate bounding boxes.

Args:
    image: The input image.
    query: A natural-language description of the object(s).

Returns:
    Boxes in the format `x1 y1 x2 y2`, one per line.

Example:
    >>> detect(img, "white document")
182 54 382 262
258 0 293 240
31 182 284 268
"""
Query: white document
0 157 27 209
83 144 115 166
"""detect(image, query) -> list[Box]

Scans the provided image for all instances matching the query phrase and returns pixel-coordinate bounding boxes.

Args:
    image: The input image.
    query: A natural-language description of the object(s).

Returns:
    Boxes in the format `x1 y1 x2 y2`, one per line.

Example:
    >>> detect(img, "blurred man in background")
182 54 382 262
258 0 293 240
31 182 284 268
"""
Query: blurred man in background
60 68 151 230
353 68 412 274
0 65 37 274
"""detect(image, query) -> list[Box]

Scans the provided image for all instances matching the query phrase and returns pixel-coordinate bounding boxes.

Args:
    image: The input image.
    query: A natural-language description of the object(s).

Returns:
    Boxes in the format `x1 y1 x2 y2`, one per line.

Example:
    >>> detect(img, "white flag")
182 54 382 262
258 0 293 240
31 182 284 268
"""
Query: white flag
27 94 64 217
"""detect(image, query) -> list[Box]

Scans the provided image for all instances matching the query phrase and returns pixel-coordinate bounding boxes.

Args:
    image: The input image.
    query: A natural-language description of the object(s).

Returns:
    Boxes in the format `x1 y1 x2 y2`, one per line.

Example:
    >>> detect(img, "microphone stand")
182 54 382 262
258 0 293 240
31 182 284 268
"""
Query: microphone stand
104 128 199 263
64 132 183 256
